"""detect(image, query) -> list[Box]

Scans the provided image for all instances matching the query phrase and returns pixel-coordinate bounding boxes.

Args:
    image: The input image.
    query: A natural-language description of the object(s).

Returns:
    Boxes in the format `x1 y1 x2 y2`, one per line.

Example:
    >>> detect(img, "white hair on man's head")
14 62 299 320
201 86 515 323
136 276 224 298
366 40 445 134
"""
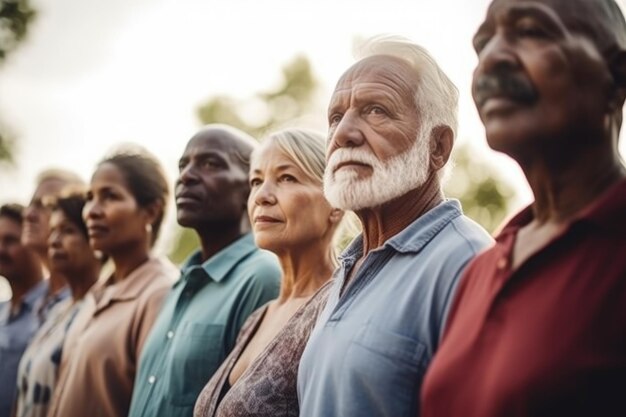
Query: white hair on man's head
354 35 459 182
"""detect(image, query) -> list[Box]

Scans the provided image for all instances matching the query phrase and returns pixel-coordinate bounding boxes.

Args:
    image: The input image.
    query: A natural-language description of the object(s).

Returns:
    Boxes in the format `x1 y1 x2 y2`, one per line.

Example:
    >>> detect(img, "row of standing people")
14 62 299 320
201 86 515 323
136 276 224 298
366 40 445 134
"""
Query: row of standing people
2 0 626 415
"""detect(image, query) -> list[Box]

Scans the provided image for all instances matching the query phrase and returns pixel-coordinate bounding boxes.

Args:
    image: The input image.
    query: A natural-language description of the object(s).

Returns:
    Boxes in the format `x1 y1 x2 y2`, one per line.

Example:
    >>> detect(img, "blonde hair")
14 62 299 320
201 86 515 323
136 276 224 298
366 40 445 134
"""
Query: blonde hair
262 128 326 184
260 128 361 260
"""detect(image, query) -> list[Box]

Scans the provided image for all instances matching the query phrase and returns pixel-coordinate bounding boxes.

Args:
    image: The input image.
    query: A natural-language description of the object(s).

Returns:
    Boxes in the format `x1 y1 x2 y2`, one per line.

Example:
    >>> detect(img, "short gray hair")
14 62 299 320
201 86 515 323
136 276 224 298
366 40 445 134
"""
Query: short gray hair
354 35 459 141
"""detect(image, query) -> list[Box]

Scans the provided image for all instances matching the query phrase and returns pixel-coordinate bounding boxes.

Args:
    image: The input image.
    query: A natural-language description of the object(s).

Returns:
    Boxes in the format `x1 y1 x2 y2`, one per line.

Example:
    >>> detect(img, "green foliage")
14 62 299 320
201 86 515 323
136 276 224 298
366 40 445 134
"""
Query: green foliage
0 0 36 163
168 227 200 266
445 143 513 232
0 0 36 63
196 55 317 138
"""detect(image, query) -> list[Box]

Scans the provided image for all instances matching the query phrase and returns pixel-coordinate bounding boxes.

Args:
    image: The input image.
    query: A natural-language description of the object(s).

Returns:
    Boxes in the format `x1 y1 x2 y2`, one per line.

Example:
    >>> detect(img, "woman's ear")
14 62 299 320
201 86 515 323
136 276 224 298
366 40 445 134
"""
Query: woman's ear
142 200 163 229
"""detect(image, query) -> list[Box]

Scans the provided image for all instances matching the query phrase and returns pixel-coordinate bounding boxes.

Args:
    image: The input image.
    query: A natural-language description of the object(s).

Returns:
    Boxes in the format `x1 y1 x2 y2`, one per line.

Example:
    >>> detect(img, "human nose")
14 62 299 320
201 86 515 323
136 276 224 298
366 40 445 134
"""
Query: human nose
329 111 366 152
48 229 62 249
253 181 277 207
475 31 519 77
83 198 102 221
178 162 199 186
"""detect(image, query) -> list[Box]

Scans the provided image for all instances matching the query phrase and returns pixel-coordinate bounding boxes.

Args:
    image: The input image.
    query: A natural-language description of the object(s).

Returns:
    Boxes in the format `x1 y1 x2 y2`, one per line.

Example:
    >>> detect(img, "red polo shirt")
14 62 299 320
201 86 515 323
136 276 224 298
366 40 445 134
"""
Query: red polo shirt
421 179 626 417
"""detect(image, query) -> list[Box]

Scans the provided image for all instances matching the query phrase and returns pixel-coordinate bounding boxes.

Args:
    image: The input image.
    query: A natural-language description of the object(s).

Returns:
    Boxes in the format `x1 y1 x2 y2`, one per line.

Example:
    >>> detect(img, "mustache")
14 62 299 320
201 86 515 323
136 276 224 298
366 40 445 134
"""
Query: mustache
0 254 13 264
327 149 380 170
473 72 538 107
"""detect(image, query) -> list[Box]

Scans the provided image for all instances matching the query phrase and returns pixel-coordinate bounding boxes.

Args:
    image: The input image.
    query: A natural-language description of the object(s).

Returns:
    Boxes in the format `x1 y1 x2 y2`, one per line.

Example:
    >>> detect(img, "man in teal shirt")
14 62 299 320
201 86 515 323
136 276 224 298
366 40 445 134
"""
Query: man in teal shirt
128 125 281 417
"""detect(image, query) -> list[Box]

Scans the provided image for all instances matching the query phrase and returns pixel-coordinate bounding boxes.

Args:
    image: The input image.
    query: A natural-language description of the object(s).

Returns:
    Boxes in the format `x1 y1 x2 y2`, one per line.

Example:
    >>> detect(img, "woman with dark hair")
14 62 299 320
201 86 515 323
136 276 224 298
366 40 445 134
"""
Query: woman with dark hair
46 150 178 417
14 191 100 417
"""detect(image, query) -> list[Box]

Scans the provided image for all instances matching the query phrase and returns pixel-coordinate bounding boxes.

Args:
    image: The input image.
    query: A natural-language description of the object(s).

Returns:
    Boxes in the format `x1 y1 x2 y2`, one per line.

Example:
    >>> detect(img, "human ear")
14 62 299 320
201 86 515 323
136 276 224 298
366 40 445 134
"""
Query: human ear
329 208 344 224
142 200 163 229
429 126 454 172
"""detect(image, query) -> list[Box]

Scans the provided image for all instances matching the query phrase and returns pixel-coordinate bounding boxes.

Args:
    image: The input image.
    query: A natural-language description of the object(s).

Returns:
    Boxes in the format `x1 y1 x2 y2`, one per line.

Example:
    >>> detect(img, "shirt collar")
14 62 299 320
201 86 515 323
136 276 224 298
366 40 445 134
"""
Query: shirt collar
178 233 258 285
0 280 47 322
339 199 464 263
93 257 173 306
22 279 49 309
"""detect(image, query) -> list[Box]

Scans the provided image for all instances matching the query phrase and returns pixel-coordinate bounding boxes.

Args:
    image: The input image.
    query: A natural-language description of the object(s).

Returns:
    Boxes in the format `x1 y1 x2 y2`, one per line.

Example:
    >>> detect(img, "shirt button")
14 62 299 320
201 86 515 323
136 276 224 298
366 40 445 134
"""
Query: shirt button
148 375 156 384
166 330 174 339
496 257 508 270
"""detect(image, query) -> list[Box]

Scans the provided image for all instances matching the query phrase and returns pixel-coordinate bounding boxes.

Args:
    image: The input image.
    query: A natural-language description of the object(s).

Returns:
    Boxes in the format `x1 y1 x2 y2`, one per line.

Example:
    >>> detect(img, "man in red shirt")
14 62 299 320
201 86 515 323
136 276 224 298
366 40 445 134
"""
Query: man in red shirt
421 0 626 416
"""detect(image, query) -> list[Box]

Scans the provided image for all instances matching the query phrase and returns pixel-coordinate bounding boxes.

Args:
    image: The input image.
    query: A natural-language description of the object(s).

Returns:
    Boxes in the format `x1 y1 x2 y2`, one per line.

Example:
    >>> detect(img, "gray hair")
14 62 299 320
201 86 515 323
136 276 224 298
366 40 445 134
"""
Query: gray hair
354 35 459 141
260 128 326 184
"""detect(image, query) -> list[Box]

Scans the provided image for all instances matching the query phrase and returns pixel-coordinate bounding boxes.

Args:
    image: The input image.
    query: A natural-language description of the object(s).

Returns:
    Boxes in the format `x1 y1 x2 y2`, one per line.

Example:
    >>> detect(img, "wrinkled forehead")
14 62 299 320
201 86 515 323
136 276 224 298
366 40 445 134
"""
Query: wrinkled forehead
485 0 626 56
333 55 419 95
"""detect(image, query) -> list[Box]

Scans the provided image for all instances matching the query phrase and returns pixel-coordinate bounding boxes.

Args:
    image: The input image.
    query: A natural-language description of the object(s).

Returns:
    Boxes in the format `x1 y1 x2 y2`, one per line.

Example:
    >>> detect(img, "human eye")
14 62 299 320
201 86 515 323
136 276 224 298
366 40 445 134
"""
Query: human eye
279 174 298 183
473 32 491 54
178 158 188 172
250 177 262 188
201 156 225 170
85 191 94 202
329 113 343 126
515 17 547 39
368 105 386 115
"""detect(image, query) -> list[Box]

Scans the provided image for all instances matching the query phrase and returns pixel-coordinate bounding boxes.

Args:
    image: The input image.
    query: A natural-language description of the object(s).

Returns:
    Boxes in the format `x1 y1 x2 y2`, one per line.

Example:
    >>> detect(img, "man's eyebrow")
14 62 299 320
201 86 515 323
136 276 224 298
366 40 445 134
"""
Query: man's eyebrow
506 4 565 33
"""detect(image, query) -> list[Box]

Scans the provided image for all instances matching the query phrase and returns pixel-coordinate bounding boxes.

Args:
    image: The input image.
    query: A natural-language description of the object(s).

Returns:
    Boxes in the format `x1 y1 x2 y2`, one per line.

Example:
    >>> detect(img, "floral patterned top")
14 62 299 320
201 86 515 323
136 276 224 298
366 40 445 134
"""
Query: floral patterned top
194 282 332 417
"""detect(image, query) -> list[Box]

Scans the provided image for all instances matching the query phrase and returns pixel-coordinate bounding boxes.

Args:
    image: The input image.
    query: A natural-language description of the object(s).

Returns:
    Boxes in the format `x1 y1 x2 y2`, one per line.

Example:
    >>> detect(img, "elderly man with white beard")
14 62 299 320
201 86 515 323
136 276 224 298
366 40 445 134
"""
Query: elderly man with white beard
297 36 493 417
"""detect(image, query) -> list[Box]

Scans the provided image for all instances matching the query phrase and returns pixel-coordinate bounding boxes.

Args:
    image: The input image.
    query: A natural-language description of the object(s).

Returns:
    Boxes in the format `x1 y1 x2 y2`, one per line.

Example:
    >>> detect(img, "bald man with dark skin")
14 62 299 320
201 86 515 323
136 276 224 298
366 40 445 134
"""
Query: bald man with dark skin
128 125 280 417
421 1 626 416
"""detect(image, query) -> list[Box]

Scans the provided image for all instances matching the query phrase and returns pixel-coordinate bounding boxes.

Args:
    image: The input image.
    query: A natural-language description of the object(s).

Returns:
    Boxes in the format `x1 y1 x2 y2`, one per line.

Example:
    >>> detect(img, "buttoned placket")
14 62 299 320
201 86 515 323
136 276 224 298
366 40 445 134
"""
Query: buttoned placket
142 267 208 405
327 247 395 323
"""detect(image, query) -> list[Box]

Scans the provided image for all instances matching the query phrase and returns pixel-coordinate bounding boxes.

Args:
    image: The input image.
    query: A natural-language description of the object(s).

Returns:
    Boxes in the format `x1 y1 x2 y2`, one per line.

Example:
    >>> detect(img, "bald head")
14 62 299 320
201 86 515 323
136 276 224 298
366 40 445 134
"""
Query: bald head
488 0 626 58
176 124 259 232
189 124 258 173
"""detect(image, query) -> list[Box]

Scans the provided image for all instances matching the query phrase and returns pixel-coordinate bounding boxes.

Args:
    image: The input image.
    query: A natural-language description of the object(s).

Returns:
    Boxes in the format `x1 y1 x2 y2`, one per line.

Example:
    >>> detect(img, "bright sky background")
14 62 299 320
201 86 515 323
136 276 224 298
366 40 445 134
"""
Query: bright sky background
2 0 626 237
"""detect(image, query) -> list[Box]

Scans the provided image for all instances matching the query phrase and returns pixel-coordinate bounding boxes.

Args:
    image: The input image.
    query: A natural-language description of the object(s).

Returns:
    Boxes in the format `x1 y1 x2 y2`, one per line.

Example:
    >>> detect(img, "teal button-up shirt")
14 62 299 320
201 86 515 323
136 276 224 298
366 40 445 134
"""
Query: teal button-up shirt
128 233 281 417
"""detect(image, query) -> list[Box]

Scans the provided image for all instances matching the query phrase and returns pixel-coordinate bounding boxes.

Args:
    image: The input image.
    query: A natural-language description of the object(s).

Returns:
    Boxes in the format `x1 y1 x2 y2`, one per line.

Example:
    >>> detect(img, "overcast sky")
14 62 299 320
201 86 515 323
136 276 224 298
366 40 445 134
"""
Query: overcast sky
2 0 626 214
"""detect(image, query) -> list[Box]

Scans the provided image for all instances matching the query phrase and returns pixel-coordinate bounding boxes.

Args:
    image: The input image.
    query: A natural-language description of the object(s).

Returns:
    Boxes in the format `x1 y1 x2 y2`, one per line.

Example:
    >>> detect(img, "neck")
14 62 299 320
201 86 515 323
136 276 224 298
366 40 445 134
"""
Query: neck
520 144 626 224
356 174 443 255
48 271 68 295
109 241 151 283
197 220 249 262
9 268 42 311
67 265 100 300
275 242 335 303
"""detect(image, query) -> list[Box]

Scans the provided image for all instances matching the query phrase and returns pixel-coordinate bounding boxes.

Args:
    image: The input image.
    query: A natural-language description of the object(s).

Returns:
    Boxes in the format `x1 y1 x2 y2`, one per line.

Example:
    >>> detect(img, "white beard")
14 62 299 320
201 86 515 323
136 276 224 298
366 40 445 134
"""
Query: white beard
323 131 430 211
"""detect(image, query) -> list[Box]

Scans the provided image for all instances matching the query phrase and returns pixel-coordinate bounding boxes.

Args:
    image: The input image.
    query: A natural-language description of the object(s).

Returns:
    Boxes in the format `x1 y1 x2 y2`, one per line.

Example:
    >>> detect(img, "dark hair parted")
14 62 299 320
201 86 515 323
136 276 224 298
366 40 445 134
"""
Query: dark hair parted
98 150 169 245
0 203 25 225
49 193 89 240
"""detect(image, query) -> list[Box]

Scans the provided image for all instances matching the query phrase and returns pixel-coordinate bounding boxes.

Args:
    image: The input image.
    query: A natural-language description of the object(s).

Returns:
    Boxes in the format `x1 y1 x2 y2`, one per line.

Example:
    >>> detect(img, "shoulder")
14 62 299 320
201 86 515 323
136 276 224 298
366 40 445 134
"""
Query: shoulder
447 214 494 255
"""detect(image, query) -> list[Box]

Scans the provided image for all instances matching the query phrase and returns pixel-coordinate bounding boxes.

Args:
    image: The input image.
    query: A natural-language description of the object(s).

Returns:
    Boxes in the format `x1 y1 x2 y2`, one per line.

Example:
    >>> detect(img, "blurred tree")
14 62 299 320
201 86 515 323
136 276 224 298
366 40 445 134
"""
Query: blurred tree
0 0 36 163
445 143 514 232
196 55 317 138
168 55 513 262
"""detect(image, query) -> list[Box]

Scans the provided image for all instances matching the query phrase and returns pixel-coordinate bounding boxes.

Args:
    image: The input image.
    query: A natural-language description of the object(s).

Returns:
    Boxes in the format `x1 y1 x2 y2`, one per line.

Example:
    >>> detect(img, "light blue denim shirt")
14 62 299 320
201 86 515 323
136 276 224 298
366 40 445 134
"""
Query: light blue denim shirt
298 200 493 417
0 280 48 417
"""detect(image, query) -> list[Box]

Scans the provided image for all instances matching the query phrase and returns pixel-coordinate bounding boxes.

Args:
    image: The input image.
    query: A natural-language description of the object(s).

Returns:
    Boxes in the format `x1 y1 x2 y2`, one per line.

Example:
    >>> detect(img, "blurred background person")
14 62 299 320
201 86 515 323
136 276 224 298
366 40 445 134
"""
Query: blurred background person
21 170 84 323
194 128 343 417
129 125 280 417
0 204 45 417
14 191 101 417
47 149 178 417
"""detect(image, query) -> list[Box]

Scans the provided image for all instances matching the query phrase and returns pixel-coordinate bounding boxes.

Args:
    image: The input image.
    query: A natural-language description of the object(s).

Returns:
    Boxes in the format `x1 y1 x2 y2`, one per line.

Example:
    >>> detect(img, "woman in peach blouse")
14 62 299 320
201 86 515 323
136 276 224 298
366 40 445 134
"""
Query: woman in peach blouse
47 150 178 417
